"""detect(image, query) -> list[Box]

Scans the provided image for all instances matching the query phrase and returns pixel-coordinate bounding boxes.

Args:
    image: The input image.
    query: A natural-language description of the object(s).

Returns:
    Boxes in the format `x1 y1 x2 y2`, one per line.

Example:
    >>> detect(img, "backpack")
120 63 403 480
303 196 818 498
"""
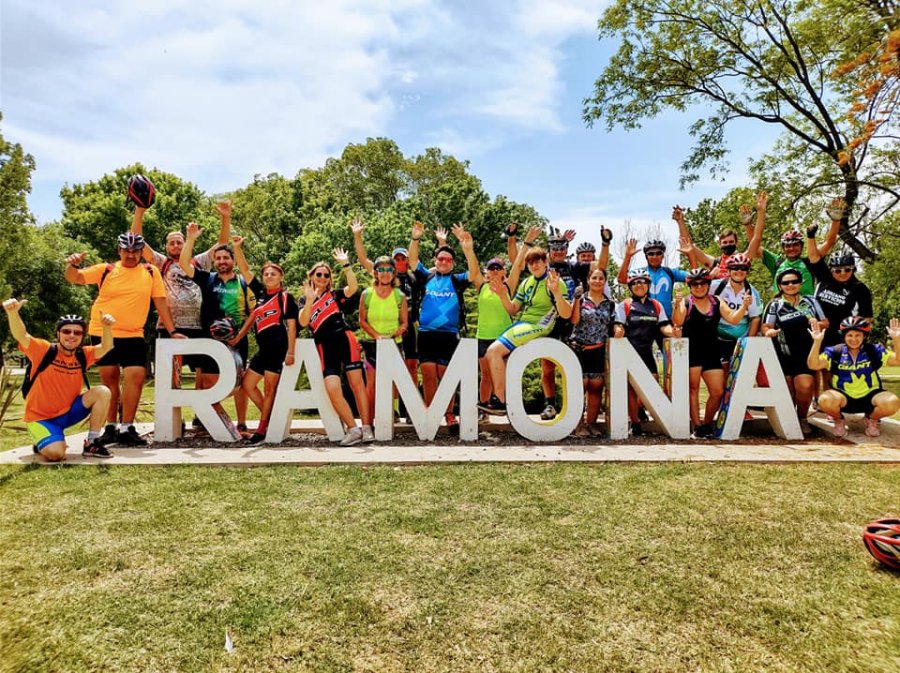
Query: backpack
827 343 882 377
424 270 469 335
363 286 404 311
22 345 90 399
99 262 154 288
160 257 197 277
622 297 662 319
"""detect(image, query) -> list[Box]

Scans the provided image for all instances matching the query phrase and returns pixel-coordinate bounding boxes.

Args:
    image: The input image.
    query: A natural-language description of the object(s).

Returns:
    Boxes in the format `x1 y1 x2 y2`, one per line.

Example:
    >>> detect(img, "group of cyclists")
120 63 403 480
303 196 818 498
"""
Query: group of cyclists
5 175 900 461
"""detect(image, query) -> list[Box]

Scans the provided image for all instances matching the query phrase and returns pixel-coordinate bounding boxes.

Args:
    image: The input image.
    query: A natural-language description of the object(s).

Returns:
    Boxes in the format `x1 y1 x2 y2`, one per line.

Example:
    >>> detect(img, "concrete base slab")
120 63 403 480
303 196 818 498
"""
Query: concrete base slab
4 418 899 466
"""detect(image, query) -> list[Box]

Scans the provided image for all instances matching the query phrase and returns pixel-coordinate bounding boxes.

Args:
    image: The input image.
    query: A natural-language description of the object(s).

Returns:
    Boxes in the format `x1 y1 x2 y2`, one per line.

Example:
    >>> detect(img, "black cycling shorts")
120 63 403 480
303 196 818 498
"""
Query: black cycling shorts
418 330 459 366
361 340 404 369
841 389 882 415
402 324 418 361
91 336 147 369
317 330 364 378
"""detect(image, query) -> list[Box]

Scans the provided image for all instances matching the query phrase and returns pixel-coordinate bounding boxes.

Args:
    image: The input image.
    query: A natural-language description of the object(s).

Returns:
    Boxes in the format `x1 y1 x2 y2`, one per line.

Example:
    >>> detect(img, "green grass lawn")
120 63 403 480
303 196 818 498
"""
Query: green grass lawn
0 463 898 672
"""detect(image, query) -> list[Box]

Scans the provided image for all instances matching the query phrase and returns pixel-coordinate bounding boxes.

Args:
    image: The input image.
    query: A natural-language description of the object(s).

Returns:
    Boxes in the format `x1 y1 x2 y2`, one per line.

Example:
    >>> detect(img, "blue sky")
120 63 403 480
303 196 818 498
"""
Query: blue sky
2 0 781 261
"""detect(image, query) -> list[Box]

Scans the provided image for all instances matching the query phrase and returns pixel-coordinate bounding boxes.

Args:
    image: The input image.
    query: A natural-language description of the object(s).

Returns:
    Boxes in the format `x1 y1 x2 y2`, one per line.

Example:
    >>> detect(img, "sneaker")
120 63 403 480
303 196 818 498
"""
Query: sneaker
631 422 643 437
191 417 208 436
236 423 249 437
339 427 363 447
243 432 266 445
832 417 848 438
445 412 460 436
799 419 813 436
865 417 881 438
692 423 714 439
116 425 147 446
82 438 112 458
361 425 375 443
478 398 507 416
98 424 118 446
540 403 557 421
637 407 649 423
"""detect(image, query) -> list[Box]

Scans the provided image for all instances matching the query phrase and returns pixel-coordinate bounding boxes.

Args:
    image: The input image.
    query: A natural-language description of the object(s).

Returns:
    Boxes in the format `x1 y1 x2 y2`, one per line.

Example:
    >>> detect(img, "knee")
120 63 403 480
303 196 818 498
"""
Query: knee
92 385 112 402
875 393 900 415
39 443 67 462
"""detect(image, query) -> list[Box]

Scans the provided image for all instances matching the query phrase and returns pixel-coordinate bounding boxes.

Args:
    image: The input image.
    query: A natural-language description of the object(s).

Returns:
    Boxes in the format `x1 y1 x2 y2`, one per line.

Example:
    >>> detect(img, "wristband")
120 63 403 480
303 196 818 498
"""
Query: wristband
412 236 421 241
342 263 351 268
524 241 535 247
807 232 816 239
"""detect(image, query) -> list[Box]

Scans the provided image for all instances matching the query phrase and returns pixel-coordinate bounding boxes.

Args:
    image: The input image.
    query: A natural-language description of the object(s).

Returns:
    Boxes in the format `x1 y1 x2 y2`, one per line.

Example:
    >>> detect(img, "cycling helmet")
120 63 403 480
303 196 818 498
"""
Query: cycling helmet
686 267 712 282
839 316 870 335
547 227 568 245
780 230 803 245
627 268 651 284
643 239 666 253
117 232 145 251
828 254 856 268
725 252 751 270
575 241 596 254
127 174 156 208
210 317 238 341
863 519 900 571
56 314 86 330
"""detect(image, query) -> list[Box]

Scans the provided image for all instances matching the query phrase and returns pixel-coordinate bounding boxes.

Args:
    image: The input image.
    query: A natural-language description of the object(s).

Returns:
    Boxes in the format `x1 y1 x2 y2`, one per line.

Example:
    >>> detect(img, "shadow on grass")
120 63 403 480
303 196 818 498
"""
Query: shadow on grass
0 462 43 487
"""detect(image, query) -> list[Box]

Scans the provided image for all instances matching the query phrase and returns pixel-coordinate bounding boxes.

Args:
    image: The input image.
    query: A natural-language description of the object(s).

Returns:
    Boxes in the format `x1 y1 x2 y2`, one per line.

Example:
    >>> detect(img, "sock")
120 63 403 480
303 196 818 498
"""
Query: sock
544 397 554 407
256 420 268 435
87 430 100 441
119 423 130 432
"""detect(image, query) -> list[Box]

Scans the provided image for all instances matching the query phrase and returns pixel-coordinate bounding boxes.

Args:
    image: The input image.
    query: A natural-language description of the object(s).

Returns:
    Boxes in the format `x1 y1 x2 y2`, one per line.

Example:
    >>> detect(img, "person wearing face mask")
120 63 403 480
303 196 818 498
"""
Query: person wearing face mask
754 198 845 296
812 254 873 348
678 192 768 279
180 223 256 434
761 268 828 434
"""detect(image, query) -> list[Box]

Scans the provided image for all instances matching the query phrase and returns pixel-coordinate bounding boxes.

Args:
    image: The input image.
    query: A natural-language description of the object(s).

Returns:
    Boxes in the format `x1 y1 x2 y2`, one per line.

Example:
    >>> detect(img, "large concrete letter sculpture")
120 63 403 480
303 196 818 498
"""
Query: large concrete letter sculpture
608 338 690 440
715 337 801 440
267 339 345 442
375 338 478 441
155 338 239 442
505 337 584 442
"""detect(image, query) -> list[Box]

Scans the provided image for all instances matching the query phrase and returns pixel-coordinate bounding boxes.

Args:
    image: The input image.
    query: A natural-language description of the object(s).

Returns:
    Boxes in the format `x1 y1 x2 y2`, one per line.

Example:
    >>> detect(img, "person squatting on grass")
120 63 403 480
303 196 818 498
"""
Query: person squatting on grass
298 249 372 447
5 299 116 460
230 245 298 445
807 317 900 439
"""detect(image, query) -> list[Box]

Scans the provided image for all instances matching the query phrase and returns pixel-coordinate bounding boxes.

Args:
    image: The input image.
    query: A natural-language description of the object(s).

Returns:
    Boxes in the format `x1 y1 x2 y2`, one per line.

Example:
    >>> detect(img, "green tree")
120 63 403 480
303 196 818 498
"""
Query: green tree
583 0 898 261
60 165 215 260
229 172 303 271
0 112 36 301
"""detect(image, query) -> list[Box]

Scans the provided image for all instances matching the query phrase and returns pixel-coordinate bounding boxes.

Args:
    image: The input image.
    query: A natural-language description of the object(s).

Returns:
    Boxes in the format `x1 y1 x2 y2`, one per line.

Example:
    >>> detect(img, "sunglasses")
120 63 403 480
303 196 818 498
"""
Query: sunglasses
436 256 454 263
375 266 395 273
645 251 664 257
729 266 750 272
688 281 710 287
780 279 801 286
629 279 649 286
59 328 84 336
548 243 568 250
832 267 854 273
314 271 331 278
487 265 504 271
782 242 802 248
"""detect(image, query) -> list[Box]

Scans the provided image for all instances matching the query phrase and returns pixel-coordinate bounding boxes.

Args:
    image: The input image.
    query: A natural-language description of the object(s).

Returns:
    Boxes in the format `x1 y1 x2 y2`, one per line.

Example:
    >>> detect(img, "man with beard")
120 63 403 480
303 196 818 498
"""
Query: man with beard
64 233 179 445
180 222 255 433
131 199 232 385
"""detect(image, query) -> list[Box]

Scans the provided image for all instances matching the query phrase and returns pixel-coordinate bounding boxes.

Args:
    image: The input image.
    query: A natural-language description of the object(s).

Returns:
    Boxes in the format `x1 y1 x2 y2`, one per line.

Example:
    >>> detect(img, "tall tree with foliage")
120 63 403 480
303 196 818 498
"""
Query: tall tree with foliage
583 0 898 261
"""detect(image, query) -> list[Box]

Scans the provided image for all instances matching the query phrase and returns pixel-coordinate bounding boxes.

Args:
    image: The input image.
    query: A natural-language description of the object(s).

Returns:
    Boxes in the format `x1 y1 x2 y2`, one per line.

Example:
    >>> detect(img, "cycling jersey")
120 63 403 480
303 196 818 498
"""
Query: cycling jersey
710 278 762 339
414 262 470 333
150 250 213 329
763 295 825 362
813 273 873 346
819 343 891 399
646 266 688 318
475 283 513 340
190 269 254 330
248 278 298 352
298 287 354 343
571 295 615 347
761 249 816 295
614 297 670 351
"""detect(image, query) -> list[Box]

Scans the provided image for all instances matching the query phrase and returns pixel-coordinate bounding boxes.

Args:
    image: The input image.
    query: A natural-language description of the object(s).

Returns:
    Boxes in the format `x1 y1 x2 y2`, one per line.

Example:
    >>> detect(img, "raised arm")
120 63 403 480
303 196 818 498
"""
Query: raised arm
215 200 232 246
816 198 844 259
508 226 539 291
334 248 357 296
806 320 829 370
350 219 374 274
231 236 253 282
490 275 520 317
63 252 89 285
745 192 767 259
298 281 316 328
617 238 637 285
505 222 519 262
179 223 201 277
887 318 900 367
3 298 30 348
453 224 481 285
408 221 424 272
673 206 707 267
597 226 612 271
130 206 157 261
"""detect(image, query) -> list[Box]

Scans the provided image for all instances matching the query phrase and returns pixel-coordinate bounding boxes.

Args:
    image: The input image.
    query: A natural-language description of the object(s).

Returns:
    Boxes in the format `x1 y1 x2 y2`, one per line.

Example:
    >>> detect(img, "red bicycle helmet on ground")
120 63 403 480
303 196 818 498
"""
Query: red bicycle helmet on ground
863 519 900 570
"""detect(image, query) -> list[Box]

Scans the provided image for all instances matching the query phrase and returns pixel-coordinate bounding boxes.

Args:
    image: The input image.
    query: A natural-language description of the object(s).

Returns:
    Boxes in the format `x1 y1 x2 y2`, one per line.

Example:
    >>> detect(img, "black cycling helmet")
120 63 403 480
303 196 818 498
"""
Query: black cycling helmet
827 254 856 268
839 316 870 335
780 230 803 246
575 241 596 254
643 239 666 253
56 314 86 331
117 232 146 251
210 317 238 341
627 267 651 284
127 174 156 208
686 267 712 283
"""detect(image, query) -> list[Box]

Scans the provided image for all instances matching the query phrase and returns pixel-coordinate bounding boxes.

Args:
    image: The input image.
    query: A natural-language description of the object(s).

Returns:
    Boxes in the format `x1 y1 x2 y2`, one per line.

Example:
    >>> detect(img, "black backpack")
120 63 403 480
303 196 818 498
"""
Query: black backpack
22 345 90 399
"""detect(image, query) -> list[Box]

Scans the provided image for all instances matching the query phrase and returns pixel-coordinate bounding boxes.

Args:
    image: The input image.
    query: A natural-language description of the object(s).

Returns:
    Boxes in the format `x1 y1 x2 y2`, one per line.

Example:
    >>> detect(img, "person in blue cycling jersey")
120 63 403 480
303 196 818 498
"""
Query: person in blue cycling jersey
808 317 900 438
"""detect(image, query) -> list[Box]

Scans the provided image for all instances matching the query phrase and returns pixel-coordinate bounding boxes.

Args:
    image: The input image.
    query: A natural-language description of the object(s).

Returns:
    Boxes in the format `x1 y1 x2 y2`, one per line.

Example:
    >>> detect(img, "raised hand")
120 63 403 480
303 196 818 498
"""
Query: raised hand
806 222 819 238
547 269 561 294
488 276 508 296
186 222 202 240
888 318 900 340
2 298 27 313
808 318 825 341
332 248 350 265
216 200 232 219
457 230 474 251
739 204 754 226
826 198 846 222
231 235 245 248
742 292 753 309
756 191 768 211
450 222 468 241
504 222 519 237
563 229 576 242
65 252 89 267
435 226 449 245
350 218 365 236
100 313 116 326
677 235 693 255
673 286 685 303
600 226 613 244
412 220 425 240
672 206 684 224
303 280 318 302
524 226 541 244
625 238 638 257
